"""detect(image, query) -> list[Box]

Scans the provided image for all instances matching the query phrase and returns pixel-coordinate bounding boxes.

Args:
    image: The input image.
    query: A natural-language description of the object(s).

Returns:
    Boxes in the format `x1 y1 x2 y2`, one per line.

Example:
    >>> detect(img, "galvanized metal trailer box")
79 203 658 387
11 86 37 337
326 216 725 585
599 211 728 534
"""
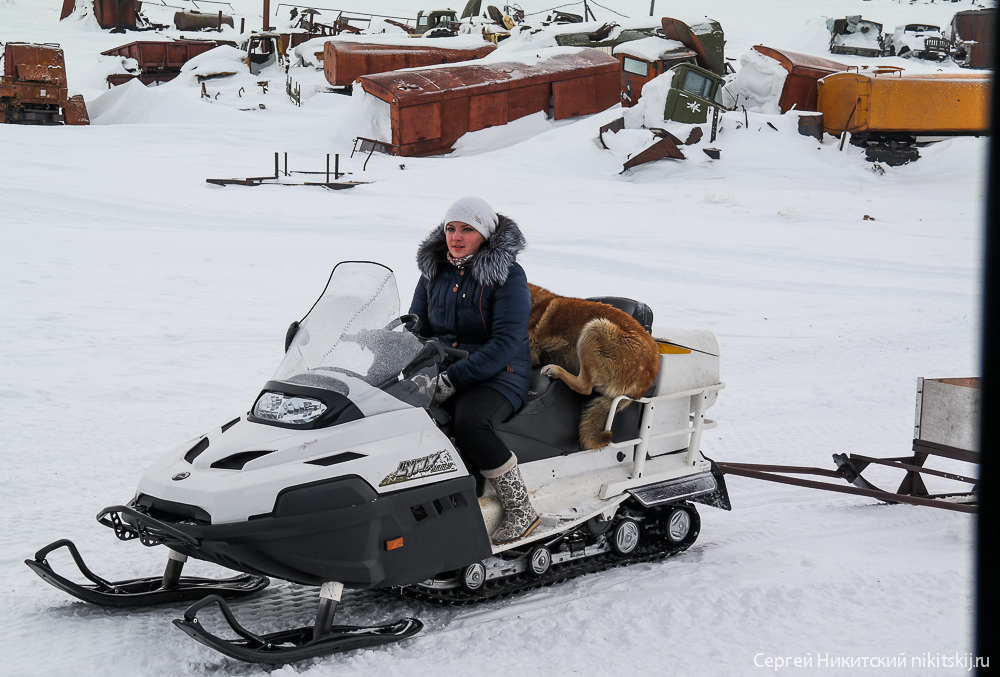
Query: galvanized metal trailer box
914 377 980 453
358 49 620 156
323 41 495 88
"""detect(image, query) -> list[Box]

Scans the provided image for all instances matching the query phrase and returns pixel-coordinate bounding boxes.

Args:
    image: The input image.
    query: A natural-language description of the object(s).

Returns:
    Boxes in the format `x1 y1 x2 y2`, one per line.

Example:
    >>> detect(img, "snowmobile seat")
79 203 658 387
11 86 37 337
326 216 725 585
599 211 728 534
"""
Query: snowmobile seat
586 296 654 333
492 367 641 464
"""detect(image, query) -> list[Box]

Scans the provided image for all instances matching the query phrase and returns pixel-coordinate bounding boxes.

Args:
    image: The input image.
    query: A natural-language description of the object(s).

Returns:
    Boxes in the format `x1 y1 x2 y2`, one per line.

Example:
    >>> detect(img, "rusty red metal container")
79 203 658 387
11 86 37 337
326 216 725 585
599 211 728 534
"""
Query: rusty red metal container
751 45 847 113
94 0 143 31
358 49 620 156
951 9 995 69
323 41 496 87
102 40 218 86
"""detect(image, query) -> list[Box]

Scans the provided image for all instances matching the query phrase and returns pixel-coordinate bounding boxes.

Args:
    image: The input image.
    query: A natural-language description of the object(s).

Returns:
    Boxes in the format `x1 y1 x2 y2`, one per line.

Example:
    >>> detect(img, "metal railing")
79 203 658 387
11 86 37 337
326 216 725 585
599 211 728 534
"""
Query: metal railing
602 382 725 481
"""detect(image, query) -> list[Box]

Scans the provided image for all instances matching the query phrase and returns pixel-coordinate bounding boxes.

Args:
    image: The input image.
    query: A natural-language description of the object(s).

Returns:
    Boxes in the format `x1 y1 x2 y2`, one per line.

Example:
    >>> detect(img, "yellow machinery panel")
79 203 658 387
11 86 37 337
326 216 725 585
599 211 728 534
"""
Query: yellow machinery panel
817 69 991 135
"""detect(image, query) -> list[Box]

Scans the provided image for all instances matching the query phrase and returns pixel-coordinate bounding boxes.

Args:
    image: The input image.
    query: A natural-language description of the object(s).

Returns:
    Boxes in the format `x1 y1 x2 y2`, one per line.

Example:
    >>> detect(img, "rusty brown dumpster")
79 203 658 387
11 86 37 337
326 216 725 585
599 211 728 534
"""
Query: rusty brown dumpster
324 41 496 87
358 49 620 156
751 46 848 113
102 40 218 86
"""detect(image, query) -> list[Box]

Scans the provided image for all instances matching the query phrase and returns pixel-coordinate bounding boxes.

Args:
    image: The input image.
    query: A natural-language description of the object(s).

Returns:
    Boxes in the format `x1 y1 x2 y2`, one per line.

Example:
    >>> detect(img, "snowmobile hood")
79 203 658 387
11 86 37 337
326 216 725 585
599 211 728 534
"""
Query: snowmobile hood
137 406 466 524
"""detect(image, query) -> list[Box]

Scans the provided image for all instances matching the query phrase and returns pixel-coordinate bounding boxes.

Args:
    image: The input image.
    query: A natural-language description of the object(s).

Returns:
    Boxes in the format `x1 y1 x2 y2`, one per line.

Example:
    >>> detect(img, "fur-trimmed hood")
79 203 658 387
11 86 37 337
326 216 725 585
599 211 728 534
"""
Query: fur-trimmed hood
416 214 526 287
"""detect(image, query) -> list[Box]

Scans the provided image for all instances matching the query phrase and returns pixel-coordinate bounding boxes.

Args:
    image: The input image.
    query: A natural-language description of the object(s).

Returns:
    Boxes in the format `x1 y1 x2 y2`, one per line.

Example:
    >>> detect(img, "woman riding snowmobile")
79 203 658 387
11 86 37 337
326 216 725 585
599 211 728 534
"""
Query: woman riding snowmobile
408 196 540 545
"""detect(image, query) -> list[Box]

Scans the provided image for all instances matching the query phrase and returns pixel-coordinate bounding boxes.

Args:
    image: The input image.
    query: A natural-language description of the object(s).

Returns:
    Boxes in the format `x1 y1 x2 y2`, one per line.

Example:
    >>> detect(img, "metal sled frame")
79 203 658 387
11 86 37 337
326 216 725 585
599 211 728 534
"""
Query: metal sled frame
599 383 726 498
715 439 978 514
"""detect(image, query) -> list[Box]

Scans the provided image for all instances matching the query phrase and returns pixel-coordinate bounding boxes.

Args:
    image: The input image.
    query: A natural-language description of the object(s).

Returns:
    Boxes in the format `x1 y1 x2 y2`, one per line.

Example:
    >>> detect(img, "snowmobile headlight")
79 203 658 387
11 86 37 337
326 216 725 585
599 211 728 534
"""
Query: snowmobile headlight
254 392 327 424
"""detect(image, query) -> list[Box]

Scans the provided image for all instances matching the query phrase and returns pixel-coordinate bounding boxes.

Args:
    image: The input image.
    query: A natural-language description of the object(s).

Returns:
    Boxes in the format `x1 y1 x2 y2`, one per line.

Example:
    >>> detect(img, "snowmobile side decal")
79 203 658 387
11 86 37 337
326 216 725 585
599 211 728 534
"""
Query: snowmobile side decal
379 450 458 487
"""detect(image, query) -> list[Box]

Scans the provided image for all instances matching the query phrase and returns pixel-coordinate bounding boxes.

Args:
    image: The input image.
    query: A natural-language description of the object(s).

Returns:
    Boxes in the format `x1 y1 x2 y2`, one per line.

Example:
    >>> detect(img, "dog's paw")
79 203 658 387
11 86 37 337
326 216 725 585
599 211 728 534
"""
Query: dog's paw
540 364 560 379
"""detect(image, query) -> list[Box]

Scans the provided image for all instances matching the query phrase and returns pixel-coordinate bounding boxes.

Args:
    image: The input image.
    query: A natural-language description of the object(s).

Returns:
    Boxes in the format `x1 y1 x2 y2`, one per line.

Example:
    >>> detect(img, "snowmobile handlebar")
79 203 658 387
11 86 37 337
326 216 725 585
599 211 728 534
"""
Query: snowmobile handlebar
400 339 469 379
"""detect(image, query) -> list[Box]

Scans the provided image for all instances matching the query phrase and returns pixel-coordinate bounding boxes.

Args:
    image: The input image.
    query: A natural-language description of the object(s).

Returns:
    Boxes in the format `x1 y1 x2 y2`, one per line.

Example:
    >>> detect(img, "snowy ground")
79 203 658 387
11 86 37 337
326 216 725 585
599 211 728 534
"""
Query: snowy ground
0 0 989 675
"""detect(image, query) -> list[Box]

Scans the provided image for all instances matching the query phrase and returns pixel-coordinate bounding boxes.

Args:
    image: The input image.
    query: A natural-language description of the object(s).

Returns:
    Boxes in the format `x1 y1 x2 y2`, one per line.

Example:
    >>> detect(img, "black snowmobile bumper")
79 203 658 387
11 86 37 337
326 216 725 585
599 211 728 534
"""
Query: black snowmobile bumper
101 475 493 588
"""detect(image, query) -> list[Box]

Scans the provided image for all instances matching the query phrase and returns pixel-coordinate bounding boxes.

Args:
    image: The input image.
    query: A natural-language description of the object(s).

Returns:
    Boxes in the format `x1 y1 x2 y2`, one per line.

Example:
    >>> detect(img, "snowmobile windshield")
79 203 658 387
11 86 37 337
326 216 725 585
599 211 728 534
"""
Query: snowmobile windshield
267 261 430 418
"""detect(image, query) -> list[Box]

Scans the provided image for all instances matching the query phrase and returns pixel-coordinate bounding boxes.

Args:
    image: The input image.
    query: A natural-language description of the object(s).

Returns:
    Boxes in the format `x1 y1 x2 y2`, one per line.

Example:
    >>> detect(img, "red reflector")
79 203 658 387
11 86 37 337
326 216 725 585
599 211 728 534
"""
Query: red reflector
386 537 404 551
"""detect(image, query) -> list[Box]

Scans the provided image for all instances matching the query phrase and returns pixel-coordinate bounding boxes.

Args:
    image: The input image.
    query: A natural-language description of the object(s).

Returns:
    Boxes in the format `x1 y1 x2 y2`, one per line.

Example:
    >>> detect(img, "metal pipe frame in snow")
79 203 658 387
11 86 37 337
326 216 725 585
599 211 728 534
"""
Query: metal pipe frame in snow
717 464 977 514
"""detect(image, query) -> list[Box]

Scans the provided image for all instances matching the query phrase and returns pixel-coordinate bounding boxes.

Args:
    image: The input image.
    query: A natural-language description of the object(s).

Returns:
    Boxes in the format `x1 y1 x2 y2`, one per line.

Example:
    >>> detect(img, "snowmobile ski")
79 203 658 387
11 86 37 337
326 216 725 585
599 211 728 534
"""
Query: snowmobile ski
25 539 269 608
173 594 423 664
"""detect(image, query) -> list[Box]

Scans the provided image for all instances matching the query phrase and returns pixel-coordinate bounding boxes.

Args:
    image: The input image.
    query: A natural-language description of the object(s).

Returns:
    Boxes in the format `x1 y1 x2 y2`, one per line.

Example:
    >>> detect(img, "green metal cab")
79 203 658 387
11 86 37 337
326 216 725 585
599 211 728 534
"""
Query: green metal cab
662 63 725 124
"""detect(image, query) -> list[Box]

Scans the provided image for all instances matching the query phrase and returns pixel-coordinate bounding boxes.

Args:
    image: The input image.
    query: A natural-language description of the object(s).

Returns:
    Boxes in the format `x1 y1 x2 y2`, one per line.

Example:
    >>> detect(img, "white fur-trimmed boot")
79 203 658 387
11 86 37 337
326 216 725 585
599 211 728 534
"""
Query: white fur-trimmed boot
483 456 541 545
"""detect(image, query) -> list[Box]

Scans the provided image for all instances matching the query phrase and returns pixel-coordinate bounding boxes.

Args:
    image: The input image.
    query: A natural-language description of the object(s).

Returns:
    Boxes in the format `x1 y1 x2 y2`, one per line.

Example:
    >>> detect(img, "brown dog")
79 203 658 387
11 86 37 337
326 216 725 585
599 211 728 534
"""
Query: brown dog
528 284 660 450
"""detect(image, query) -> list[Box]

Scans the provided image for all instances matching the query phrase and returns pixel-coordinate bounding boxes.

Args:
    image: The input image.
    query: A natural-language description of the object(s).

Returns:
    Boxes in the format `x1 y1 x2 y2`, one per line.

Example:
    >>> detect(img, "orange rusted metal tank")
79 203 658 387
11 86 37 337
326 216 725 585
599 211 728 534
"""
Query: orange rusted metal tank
817 68 991 136
102 40 218 86
358 49 620 156
323 41 496 87
751 46 847 113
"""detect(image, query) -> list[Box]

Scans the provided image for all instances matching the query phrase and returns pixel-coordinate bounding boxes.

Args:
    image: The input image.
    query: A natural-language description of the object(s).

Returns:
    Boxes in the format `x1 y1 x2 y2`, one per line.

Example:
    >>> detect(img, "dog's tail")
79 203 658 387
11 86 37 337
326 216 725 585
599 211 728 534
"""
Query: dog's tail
580 395 632 450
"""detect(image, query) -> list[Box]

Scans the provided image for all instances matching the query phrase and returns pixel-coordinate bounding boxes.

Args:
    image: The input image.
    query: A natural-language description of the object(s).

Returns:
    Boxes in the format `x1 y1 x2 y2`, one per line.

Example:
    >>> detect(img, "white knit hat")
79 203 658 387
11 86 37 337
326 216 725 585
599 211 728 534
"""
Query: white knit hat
443 196 498 240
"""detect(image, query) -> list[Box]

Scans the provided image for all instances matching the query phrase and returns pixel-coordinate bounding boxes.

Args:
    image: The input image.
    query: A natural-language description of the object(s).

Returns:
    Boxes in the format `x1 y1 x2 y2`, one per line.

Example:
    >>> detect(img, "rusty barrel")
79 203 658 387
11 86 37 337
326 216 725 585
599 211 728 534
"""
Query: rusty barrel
174 11 235 31
797 112 824 140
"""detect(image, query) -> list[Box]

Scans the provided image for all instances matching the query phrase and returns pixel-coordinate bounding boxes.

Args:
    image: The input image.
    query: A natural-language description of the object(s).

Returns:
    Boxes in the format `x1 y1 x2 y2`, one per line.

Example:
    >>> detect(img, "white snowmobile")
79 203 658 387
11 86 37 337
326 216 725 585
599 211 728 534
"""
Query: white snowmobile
27 261 729 664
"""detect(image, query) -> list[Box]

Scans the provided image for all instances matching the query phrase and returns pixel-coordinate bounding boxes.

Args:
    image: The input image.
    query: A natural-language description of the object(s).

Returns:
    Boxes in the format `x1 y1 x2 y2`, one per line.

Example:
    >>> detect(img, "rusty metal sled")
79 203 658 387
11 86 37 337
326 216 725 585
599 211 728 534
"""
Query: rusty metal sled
718 378 979 514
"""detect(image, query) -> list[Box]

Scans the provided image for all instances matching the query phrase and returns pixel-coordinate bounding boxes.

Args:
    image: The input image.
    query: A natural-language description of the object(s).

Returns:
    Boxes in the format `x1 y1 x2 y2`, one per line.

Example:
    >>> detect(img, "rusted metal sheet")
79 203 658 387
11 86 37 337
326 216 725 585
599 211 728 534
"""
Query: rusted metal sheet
60 0 76 20
358 49 620 156
623 133 686 169
102 40 217 86
660 17 725 76
94 0 143 31
4 43 68 86
818 69 992 135
63 94 90 125
173 11 234 31
752 45 847 113
951 9 995 69
323 41 495 87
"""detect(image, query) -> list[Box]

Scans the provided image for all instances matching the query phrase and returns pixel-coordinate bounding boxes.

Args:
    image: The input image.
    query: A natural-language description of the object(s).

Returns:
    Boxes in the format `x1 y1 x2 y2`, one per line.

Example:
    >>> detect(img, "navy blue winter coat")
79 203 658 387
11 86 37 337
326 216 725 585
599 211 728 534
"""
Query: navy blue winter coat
408 215 531 411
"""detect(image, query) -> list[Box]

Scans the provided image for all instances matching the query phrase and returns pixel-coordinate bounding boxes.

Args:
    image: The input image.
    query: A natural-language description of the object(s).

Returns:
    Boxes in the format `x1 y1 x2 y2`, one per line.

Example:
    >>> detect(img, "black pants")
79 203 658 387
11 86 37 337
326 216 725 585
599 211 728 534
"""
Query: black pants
450 385 514 473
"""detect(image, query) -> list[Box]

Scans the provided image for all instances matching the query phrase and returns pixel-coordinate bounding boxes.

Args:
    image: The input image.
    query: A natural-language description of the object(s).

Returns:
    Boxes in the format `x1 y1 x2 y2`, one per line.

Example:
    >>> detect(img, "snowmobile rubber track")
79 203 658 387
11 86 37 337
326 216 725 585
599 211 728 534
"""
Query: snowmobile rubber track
25 539 270 608
173 594 423 664
393 532 695 605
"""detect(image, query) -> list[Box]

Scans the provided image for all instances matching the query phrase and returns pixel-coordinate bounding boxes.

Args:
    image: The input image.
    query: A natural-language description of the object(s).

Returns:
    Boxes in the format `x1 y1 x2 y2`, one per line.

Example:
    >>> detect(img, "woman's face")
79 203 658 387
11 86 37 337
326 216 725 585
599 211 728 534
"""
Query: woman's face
445 221 485 259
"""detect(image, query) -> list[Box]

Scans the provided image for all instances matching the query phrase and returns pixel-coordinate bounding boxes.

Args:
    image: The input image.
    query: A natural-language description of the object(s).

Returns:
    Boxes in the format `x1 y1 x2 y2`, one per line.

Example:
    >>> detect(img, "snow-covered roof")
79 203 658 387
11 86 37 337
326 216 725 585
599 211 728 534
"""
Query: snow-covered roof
613 36 688 61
